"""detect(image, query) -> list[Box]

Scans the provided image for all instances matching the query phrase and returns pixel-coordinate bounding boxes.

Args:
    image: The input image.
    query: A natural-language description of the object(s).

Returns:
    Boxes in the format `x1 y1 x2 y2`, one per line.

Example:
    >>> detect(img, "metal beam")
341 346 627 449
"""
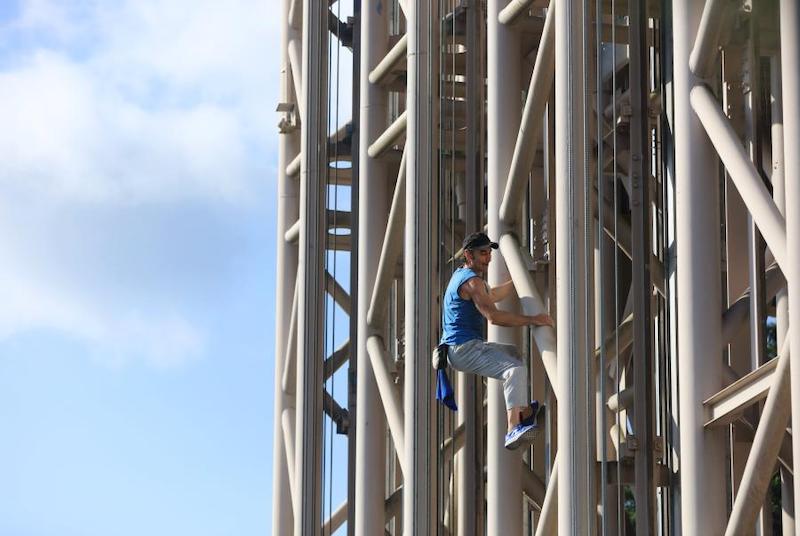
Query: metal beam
294 0 328 532
281 277 300 394
778 0 800 519
282 407 298 507
365 336 406 474
690 85 788 271
628 0 655 527
704 355 779 428
499 234 559 395
487 0 524 531
368 34 408 85
323 339 349 381
321 501 348 534
725 339 791 535
459 0 485 531
404 0 438 529
322 388 350 434
498 2 555 227
535 455 558 536
272 0 301 531
288 39 304 121
367 111 407 158
673 0 728 531
688 0 734 79
498 0 536 26
522 463 547 508
367 148 407 328
555 0 594 533
721 262 785 346
325 270 351 315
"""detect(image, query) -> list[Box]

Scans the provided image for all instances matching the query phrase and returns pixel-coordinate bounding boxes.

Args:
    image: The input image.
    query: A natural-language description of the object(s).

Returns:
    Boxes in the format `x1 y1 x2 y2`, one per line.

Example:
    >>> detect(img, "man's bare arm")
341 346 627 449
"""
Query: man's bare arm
488 279 516 303
463 278 553 328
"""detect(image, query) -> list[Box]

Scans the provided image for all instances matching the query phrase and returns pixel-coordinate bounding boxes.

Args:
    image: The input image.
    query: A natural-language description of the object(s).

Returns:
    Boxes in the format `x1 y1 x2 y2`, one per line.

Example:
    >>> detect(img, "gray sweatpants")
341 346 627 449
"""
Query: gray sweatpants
447 339 529 409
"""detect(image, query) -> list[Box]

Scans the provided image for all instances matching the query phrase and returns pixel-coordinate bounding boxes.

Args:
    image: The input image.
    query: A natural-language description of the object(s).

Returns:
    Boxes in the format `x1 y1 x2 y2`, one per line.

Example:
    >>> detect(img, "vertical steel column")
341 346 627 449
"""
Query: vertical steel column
487 0 523 533
780 0 800 519
628 0 654 531
355 0 389 533
673 0 727 533
347 3 361 535
770 56 787 389
744 14 769 534
661 6 682 530
555 0 594 534
405 0 438 531
745 61 767 377
272 0 300 532
458 2 484 531
295 0 328 533
770 53 794 535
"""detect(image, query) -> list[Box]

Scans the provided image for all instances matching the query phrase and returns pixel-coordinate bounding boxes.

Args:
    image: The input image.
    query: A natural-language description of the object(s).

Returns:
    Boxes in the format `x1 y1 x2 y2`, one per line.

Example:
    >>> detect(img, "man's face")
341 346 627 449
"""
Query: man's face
466 246 492 273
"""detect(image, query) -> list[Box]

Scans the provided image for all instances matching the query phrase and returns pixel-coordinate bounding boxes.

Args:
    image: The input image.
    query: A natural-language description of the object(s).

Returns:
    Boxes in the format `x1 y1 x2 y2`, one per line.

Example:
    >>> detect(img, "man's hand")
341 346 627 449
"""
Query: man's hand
530 313 554 327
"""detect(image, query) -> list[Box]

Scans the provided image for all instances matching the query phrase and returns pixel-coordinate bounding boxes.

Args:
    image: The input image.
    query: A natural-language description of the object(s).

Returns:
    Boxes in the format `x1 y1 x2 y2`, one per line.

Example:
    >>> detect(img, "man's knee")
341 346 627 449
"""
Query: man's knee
503 365 527 384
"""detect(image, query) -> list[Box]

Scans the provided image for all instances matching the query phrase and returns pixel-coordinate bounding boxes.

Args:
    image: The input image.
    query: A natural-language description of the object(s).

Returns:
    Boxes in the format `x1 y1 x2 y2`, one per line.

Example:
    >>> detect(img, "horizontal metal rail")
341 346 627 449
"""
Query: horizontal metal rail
704 353 781 428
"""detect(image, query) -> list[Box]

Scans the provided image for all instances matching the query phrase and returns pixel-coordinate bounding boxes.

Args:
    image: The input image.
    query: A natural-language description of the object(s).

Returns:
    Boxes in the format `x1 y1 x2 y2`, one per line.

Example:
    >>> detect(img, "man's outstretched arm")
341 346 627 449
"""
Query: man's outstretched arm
464 278 553 328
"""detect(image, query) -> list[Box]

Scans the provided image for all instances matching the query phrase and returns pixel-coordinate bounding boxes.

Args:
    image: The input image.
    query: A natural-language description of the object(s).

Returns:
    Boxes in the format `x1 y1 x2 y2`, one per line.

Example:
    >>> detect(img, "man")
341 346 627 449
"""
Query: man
441 231 553 450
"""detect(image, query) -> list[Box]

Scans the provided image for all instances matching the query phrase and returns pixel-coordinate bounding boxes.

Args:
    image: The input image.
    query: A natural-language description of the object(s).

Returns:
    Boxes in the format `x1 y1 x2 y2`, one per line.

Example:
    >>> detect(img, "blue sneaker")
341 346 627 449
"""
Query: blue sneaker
505 401 544 450
504 422 538 450
520 400 542 427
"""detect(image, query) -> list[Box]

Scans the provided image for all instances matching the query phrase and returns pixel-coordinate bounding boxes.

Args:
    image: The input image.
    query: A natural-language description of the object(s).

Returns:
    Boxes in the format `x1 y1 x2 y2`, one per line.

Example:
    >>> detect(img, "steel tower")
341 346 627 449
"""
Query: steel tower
273 0 800 534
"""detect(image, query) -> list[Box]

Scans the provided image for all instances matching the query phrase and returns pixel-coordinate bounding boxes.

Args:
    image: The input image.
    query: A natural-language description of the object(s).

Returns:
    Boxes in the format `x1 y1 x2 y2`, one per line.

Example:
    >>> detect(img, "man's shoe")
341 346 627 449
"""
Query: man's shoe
505 402 544 450
520 400 543 427
504 422 538 450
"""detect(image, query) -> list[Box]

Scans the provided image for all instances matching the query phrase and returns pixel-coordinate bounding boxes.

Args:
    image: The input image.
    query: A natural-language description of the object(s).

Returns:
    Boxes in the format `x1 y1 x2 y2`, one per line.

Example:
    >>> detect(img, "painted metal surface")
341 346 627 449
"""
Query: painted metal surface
271 0 800 533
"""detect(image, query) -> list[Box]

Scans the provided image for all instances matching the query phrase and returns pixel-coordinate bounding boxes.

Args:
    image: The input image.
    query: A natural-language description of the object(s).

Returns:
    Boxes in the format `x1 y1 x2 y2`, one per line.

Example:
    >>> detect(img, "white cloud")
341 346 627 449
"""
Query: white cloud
0 266 204 369
0 0 280 367
14 0 90 41
0 0 279 204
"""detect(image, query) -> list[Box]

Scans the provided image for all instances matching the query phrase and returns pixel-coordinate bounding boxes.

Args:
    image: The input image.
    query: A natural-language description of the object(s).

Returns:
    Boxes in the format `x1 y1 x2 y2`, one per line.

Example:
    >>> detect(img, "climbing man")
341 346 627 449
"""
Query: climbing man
440 231 553 450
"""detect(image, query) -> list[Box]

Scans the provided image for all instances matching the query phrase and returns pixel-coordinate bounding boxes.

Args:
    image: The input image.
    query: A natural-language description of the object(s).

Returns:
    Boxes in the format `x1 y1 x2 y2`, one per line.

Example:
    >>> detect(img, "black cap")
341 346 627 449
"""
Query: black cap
462 231 498 251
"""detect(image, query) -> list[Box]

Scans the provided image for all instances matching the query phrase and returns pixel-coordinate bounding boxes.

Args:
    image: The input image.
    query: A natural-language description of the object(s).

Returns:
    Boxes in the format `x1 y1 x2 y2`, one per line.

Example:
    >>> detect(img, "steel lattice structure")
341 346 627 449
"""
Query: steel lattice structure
272 0 800 534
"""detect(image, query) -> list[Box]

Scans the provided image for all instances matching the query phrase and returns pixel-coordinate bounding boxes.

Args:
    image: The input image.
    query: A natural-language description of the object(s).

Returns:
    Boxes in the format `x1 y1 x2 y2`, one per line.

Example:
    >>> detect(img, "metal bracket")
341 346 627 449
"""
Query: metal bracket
277 102 298 133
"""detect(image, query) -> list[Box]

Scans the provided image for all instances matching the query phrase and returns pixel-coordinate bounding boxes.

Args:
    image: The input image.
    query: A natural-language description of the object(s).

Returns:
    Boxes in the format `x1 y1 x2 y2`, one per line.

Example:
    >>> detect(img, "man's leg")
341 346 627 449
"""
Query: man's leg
449 340 532 433
503 362 532 430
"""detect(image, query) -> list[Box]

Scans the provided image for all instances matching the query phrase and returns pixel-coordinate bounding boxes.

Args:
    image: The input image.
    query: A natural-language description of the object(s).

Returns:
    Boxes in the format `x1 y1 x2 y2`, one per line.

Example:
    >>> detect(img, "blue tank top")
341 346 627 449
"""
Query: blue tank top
440 267 485 345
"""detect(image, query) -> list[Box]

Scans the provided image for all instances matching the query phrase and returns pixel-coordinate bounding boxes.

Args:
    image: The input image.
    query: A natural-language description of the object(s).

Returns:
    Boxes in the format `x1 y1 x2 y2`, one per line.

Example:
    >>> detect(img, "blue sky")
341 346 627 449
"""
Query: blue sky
0 1 286 534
